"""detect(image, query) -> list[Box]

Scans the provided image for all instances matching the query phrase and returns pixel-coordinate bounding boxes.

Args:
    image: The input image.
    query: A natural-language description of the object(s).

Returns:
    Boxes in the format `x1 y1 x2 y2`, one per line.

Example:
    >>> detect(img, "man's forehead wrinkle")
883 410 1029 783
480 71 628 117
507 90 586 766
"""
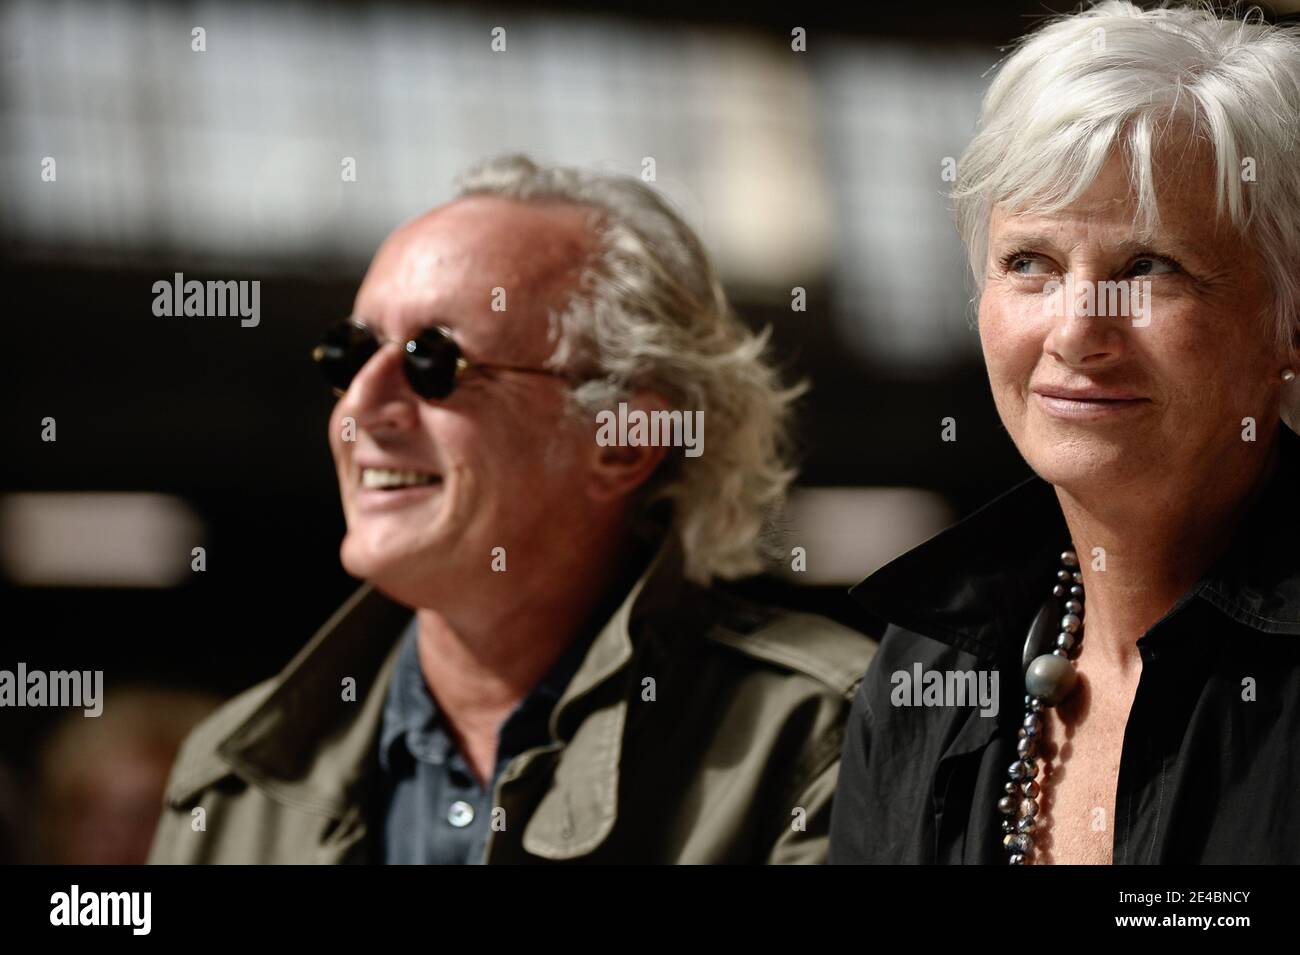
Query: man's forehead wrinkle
351 197 595 360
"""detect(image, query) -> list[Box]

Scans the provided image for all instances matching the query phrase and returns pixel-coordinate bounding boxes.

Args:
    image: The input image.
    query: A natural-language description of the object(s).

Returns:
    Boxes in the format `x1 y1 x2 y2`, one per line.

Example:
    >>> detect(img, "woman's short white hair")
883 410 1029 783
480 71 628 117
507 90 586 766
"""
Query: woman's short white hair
952 1 1300 422
455 155 804 584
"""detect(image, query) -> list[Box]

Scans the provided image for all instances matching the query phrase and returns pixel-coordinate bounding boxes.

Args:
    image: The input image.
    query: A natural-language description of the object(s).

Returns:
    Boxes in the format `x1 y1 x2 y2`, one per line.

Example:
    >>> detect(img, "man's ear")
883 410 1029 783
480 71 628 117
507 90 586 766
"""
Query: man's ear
586 391 672 503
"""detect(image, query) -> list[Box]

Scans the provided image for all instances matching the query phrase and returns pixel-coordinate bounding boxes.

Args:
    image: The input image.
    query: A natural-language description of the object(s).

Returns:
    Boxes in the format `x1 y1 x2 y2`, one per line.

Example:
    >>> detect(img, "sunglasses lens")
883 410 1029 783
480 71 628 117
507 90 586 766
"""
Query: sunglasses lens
314 320 377 392
403 329 460 399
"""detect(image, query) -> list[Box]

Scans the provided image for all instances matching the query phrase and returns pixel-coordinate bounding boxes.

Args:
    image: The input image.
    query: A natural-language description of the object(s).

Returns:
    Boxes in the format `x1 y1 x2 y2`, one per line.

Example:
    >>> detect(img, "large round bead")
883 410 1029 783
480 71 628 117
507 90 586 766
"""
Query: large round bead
1025 653 1078 705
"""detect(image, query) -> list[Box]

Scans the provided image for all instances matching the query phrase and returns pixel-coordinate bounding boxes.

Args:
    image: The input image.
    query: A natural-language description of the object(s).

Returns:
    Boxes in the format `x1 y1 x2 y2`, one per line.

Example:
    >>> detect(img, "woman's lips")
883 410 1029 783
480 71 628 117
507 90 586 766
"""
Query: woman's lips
1033 390 1150 420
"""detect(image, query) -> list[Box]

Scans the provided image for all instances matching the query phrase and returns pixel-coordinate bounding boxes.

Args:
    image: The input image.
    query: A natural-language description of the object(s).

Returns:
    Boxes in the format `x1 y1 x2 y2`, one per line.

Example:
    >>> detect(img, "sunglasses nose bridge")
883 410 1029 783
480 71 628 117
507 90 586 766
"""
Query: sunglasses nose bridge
341 334 421 407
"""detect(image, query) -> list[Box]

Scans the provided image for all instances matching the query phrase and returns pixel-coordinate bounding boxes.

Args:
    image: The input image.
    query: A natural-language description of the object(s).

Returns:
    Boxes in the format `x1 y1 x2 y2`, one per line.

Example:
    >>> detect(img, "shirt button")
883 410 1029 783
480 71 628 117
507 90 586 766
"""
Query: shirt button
447 801 475 828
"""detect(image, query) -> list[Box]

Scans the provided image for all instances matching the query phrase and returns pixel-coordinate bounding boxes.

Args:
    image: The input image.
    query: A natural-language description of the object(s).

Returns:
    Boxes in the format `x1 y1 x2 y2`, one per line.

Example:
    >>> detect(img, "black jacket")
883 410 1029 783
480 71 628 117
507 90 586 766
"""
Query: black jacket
830 425 1300 864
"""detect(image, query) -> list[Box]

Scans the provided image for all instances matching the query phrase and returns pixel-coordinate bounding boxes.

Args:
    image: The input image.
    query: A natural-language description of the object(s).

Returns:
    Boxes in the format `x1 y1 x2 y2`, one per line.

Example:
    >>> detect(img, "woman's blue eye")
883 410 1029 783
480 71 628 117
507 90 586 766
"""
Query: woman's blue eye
1004 253 1051 274
1130 256 1178 276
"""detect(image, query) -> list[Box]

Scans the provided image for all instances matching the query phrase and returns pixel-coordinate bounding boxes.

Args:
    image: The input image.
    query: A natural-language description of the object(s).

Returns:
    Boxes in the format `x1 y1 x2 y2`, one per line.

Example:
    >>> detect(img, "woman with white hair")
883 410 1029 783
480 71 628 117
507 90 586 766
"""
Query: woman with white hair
830 1 1300 864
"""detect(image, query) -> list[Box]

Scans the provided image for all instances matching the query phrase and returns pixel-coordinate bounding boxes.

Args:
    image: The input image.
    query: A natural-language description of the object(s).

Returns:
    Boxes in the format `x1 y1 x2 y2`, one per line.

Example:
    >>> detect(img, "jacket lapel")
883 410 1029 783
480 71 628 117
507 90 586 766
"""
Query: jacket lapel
216 584 411 821
520 539 686 859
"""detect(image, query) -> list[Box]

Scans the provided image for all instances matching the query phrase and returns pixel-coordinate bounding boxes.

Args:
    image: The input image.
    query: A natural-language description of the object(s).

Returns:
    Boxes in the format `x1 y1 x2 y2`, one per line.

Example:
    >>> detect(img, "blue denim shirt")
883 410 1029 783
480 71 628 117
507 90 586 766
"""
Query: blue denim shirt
375 616 591 864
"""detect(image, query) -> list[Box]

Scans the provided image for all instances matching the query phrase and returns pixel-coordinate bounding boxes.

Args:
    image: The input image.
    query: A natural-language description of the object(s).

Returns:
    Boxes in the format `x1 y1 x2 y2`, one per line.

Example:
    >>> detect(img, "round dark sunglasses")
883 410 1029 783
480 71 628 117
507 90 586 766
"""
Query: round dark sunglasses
312 318 569 400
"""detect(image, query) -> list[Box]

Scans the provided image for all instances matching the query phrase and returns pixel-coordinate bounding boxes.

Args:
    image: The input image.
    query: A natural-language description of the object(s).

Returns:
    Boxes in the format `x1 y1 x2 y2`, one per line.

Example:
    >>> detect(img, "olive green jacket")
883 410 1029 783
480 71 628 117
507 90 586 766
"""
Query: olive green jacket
148 546 876 864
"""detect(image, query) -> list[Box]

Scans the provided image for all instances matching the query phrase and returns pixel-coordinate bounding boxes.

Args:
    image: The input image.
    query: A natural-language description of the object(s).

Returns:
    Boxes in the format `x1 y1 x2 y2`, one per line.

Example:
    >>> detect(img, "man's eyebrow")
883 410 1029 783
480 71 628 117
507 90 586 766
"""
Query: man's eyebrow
357 314 459 340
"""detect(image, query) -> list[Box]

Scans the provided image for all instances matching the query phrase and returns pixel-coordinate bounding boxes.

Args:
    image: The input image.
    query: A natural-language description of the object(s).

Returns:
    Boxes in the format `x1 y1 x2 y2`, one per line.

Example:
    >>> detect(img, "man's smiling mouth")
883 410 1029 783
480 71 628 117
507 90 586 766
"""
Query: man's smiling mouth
360 467 442 490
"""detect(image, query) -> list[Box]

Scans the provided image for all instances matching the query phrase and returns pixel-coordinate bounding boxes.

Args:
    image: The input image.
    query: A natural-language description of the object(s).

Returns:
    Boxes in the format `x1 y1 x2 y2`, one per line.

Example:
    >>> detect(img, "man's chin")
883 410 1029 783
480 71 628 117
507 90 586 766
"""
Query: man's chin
339 535 443 587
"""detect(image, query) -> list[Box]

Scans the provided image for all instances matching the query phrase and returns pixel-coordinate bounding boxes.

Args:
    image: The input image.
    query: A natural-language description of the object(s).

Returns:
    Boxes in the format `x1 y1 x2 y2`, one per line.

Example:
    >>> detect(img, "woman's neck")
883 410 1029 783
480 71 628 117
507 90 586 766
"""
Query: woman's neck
1053 437 1280 671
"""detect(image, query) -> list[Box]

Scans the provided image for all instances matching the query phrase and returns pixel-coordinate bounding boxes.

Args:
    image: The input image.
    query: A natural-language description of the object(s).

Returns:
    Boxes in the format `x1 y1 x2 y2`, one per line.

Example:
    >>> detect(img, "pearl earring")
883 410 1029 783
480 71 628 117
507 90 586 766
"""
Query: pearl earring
1284 369 1297 383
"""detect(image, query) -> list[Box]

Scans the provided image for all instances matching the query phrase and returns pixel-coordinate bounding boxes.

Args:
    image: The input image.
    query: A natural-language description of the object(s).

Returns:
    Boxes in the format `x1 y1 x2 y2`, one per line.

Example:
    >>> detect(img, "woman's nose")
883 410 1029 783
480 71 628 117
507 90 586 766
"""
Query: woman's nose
1042 271 1131 371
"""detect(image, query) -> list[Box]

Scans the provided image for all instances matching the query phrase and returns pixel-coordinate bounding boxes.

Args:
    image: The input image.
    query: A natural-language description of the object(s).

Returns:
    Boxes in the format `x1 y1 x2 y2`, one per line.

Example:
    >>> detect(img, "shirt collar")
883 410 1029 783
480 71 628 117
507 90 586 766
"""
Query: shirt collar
377 607 598 776
850 424 1300 656
1197 424 1300 634
376 617 442 774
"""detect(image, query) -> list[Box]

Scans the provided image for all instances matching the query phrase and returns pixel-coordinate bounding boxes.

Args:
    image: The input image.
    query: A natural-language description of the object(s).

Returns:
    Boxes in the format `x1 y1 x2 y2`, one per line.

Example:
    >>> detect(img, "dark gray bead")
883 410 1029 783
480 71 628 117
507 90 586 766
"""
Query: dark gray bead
1070 585 1084 597
1004 832 1032 854
1020 798 1038 818
1056 632 1075 651
1016 816 1036 832
1057 569 1072 582
1072 571 1083 583
1061 550 1079 568
1061 613 1082 634
1017 737 1037 758
1026 652 1078 705
1064 599 1083 615
1053 584 1066 598
1023 713 1041 736
998 795 1016 814
1022 780 1040 798
1009 852 1025 865
1008 760 1028 780
1023 602 1058 674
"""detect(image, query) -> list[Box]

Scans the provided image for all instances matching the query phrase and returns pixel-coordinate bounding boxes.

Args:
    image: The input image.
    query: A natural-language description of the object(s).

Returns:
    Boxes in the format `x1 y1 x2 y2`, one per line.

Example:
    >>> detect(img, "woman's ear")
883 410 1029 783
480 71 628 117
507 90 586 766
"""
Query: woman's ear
585 391 673 503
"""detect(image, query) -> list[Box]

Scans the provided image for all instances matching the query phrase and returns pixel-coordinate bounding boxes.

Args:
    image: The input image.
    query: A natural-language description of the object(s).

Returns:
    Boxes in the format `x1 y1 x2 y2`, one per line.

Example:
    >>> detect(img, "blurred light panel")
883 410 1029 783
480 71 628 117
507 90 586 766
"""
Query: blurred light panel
0 493 205 587
0 0 831 289
776 486 953 586
815 42 990 368
1 0 993 367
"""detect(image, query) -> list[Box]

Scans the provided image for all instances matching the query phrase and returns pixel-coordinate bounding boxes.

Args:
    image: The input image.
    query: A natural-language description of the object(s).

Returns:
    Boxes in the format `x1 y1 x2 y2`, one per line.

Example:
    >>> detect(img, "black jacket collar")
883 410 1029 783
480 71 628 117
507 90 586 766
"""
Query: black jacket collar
850 425 1300 657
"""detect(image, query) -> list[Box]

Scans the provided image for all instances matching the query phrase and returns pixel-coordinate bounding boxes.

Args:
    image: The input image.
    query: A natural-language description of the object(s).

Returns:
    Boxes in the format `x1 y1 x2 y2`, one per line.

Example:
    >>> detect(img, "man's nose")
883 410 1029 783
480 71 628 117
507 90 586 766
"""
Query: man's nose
1042 269 1130 372
340 342 421 432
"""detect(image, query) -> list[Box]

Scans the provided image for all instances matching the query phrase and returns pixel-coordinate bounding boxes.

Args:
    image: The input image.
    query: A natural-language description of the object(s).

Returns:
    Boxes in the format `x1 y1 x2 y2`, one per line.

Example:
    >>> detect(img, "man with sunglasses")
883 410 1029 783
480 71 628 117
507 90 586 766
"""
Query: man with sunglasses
148 155 875 865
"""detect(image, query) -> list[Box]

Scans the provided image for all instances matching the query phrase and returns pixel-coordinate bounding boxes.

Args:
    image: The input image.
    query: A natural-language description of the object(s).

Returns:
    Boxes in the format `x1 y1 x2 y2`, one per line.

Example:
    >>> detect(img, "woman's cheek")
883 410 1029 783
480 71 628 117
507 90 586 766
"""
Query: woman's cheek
981 295 1035 389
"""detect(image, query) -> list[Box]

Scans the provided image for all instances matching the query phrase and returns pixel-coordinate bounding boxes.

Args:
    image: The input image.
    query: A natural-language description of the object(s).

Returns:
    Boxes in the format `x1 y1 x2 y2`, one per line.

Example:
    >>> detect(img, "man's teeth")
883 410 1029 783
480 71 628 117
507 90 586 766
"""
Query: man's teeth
361 468 440 489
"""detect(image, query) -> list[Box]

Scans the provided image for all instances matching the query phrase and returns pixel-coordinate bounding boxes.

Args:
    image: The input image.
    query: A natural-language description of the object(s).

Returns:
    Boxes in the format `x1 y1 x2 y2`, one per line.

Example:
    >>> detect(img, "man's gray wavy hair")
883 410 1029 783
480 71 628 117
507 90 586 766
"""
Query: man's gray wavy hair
951 1 1300 428
455 155 804 584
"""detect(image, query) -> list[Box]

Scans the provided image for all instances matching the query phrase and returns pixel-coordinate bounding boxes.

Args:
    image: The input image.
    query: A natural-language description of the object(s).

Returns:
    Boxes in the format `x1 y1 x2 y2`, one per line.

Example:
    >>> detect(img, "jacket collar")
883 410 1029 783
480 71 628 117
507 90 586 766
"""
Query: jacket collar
198 536 685 848
850 424 1300 657
214 583 412 820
